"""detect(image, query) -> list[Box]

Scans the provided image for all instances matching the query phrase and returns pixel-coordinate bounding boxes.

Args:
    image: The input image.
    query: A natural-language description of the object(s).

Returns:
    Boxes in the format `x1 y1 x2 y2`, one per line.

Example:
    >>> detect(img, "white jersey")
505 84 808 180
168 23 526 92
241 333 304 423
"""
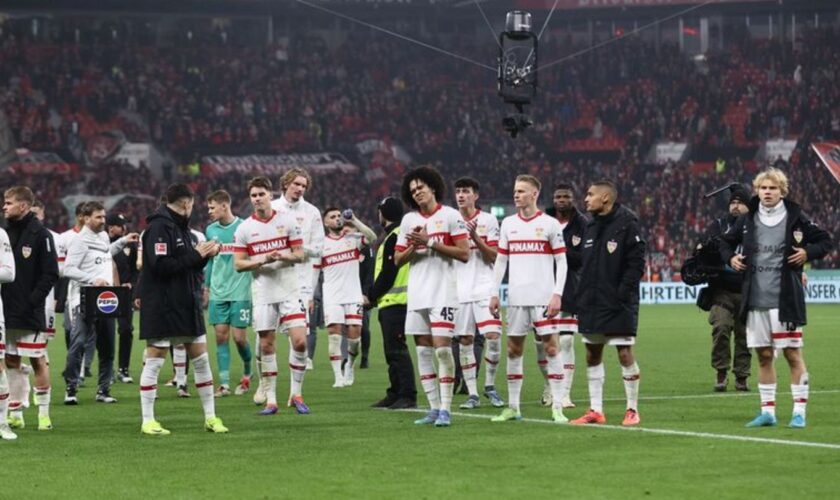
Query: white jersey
46 229 60 307
498 211 566 307
395 204 468 311
271 195 324 301
316 233 366 306
0 228 16 325
456 209 499 304
234 210 303 305
64 227 129 310
57 227 81 276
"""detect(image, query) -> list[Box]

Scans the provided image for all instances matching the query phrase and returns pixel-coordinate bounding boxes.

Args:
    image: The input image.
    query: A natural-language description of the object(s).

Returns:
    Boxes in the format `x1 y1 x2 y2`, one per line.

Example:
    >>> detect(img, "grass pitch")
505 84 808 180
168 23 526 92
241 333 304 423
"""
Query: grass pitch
5 304 840 499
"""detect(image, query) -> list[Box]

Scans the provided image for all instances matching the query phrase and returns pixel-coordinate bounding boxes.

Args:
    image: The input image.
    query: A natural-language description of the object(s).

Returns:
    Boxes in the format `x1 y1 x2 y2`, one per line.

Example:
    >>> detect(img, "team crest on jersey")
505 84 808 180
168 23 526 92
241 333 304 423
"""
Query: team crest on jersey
606 240 617 254
572 235 581 247
793 229 803 244
435 220 444 230
277 226 287 236
155 243 167 255
123 247 131 256
21 245 32 259
535 227 544 238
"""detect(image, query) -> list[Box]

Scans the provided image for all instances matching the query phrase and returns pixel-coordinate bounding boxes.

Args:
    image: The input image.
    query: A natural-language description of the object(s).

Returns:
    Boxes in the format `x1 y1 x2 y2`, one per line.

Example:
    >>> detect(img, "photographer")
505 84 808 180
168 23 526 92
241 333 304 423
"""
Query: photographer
701 186 751 392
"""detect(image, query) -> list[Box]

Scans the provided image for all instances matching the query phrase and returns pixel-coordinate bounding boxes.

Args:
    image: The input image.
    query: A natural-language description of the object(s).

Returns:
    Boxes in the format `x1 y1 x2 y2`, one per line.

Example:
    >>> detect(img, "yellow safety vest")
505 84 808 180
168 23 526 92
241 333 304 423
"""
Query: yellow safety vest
374 226 408 309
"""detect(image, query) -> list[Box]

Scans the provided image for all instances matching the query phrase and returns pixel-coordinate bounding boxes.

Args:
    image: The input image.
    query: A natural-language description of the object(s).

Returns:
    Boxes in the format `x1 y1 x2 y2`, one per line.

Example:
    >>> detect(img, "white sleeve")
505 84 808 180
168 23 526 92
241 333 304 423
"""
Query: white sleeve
64 237 97 284
492 219 509 298
109 235 128 256
305 208 325 259
0 229 15 283
551 222 567 296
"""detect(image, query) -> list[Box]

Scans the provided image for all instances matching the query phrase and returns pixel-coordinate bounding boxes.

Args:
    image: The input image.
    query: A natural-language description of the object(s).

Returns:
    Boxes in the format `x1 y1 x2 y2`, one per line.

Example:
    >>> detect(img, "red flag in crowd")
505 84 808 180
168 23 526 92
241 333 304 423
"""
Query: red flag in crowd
811 142 840 185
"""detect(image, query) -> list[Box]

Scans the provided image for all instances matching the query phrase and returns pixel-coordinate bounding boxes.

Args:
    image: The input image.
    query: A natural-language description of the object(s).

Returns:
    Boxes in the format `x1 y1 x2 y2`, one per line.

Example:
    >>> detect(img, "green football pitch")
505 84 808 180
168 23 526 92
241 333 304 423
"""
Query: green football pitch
5 304 840 499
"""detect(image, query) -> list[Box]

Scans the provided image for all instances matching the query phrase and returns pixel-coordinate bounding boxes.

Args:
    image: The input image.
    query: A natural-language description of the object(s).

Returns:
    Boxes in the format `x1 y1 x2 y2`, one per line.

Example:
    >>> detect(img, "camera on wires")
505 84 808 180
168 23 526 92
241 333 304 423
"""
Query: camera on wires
498 11 537 138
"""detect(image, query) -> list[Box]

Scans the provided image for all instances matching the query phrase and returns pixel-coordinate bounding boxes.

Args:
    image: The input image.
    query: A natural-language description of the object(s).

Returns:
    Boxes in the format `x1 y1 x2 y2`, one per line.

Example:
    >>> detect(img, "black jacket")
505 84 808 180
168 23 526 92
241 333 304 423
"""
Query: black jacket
576 204 646 335
138 206 209 340
703 215 743 294
719 197 833 326
110 235 139 290
1 212 59 331
547 206 589 314
368 223 399 306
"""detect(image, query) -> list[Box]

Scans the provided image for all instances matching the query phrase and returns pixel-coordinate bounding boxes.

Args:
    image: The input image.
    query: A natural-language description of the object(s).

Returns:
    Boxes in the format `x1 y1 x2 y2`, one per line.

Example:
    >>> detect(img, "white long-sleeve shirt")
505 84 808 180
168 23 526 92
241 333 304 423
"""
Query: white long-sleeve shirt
0 227 17 325
64 226 130 310
271 195 325 300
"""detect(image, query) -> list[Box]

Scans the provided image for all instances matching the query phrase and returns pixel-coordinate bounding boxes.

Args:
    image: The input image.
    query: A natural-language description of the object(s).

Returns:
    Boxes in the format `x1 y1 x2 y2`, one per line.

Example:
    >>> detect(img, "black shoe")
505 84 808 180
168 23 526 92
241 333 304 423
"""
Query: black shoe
64 386 79 405
387 398 417 410
371 397 397 408
714 370 728 392
734 377 750 391
360 357 369 369
95 390 118 403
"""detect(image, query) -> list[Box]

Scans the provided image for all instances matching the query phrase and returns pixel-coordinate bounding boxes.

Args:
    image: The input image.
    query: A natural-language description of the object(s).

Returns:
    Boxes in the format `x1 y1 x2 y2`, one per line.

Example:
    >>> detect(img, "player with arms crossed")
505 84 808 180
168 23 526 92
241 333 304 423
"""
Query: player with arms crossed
394 166 469 427
316 208 376 388
205 190 254 397
235 177 310 415
490 175 569 424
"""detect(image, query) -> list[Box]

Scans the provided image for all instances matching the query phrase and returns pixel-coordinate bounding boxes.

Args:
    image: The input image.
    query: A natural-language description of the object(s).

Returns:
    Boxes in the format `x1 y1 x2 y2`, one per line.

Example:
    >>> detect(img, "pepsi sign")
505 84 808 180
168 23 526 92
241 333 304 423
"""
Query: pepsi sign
97 291 119 314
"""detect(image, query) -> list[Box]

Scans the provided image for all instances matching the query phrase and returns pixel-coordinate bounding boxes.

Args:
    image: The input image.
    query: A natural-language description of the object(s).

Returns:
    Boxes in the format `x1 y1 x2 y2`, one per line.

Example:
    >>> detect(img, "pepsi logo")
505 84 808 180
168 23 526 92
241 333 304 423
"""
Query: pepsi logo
97 291 119 314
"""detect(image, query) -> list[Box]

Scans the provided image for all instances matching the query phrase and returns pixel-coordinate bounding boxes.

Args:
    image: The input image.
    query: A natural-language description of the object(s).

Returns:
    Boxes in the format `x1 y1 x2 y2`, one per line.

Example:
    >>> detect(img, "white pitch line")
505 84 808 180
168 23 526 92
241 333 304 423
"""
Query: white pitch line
511 389 840 406
398 409 840 450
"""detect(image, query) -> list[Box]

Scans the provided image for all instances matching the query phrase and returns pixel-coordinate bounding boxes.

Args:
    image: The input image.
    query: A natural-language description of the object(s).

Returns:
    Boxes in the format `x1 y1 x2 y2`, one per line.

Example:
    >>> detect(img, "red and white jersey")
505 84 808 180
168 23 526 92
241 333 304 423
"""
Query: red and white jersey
498 211 565 306
456 210 499 304
316 232 366 305
396 204 468 311
234 210 303 305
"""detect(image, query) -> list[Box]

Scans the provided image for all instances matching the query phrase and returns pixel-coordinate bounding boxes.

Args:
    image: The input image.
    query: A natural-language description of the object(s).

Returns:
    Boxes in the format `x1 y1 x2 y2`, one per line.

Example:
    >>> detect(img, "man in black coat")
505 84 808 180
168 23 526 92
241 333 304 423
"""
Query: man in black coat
545 183 589 409
107 213 139 384
570 181 645 427
1 186 59 431
136 184 228 436
719 168 833 429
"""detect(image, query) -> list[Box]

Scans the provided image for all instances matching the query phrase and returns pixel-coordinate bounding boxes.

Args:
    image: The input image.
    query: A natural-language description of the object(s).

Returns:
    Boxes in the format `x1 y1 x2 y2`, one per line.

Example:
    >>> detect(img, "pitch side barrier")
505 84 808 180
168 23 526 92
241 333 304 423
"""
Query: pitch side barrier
498 271 840 305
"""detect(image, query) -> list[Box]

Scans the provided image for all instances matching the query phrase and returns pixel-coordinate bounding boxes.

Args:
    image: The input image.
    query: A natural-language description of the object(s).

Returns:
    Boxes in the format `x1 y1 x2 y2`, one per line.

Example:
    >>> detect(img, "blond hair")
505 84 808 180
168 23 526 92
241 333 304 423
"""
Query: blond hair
515 174 541 192
280 168 313 191
753 167 789 197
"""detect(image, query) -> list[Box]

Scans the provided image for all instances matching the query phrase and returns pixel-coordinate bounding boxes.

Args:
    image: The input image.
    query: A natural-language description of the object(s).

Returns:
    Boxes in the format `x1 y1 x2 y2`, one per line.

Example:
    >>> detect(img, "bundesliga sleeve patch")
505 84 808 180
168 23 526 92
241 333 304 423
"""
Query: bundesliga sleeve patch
155 243 168 255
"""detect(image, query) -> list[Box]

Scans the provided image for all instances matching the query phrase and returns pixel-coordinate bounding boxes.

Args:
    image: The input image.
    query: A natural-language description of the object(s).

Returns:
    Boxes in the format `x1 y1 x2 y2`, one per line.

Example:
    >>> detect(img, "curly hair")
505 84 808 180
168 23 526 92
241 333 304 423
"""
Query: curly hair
401 165 446 211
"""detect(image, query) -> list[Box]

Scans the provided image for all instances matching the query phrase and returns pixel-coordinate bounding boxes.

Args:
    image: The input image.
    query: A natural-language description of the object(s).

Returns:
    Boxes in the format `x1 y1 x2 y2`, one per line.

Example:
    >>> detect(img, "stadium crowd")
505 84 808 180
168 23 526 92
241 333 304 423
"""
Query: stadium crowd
0 19 838 270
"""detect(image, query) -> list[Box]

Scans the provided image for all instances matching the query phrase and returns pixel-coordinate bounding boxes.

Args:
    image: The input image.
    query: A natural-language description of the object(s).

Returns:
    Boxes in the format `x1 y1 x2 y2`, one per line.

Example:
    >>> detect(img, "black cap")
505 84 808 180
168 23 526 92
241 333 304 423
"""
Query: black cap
377 196 404 223
728 184 750 205
106 213 127 226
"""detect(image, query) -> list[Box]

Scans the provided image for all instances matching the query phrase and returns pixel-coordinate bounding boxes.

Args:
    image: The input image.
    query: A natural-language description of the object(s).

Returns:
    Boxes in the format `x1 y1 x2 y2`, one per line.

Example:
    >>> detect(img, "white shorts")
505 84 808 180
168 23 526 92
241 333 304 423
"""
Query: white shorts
253 300 308 333
557 311 578 334
406 307 456 337
4 329 49 358
454 300 502 337
507 306 567 337
324 303 364 326
581 333 636 346
746 308 803 349
148 335 207 349
0 323 5 360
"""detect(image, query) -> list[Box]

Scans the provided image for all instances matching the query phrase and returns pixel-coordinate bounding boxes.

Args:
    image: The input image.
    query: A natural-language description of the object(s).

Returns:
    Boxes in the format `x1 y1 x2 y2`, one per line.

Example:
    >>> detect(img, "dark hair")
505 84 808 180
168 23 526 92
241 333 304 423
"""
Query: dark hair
554 183 575 192
75 202 87 216
248 176 272 193
401 165 446 210
206 190 231 205
454 177 480 192
165 184 194 204
323 206 341 217
82 201 105 216
591 180 618 201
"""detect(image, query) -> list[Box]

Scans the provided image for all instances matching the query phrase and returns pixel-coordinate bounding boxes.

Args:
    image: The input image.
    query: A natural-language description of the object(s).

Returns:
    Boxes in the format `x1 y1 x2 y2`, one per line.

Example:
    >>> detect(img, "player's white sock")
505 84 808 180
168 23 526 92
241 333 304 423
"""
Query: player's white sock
34 386 50 418
174 348 187 387
506 355 524 411
436 347 455 412
484 337 501 388
535 340 548 379
328 334 342 383
758 383 776 416
140 357 164 424
416 346 440 411
547 353 565 410
289 349 307 398
621 362 640 411
0 370 9 425
792 373 808 416
7 366 23 420
459 345 479 397
346 337 360 368
559 334 575 401
192 353 215 419
587 364 605 413
261 353 278 405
